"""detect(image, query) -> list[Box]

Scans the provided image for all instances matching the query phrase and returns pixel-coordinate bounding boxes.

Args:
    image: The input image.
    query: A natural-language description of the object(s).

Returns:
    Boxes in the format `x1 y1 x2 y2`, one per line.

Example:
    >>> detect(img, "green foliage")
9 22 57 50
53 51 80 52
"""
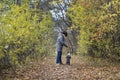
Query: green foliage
0 1 54 67
68 0 120 61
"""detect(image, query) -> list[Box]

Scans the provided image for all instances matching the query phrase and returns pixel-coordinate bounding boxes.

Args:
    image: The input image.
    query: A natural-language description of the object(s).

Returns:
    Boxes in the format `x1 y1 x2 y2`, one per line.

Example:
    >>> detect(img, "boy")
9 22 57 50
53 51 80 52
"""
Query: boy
66 51 71 65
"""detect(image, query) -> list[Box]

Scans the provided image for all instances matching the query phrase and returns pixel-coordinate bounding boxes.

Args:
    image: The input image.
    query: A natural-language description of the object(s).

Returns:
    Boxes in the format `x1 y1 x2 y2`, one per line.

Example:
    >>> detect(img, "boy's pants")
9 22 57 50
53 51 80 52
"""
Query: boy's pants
56 51 62 64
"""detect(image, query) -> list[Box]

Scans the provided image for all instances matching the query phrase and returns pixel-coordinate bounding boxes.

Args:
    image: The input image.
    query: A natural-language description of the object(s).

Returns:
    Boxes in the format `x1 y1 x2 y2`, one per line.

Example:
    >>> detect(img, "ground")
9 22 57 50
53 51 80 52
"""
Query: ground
0 55 120 80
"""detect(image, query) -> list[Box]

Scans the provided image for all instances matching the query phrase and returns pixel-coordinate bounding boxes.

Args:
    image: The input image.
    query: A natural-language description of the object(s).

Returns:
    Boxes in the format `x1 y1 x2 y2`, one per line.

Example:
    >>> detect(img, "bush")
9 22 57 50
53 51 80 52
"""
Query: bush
0 2 54 69
67 0 120 61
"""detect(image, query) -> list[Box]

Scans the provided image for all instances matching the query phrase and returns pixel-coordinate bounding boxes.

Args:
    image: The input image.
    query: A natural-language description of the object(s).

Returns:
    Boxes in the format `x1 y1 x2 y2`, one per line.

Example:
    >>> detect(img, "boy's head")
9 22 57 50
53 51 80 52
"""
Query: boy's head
67 53 70 56
67 51 71 56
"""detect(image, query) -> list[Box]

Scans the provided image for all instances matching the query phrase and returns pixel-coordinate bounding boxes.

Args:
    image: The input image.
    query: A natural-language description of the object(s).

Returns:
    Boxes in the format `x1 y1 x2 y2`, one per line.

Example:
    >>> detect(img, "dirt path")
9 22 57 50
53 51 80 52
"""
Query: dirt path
1 55 120 80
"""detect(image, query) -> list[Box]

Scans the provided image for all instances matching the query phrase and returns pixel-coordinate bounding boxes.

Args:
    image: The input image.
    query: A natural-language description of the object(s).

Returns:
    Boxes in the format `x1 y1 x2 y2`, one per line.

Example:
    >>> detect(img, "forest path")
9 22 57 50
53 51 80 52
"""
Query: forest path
1 55 120 80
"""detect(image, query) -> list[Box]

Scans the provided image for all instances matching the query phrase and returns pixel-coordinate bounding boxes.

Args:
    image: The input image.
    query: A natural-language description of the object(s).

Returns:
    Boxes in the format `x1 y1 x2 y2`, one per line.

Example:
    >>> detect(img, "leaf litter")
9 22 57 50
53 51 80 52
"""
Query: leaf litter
0 55 120 80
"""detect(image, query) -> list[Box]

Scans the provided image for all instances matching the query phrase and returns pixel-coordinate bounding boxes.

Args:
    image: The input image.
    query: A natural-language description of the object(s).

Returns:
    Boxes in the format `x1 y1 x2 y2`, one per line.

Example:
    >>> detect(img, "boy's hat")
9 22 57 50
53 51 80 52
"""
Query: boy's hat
67 53 70 56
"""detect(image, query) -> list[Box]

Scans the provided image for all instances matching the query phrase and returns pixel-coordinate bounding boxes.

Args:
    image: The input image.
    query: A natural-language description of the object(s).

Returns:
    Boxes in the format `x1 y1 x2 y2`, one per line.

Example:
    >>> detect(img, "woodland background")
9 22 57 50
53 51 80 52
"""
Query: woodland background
0 0 120 73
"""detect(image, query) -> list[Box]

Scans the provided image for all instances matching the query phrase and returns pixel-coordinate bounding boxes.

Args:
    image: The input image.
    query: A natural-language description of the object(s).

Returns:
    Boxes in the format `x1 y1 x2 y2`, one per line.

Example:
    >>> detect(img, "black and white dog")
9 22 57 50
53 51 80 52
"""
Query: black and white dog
66 51 71 65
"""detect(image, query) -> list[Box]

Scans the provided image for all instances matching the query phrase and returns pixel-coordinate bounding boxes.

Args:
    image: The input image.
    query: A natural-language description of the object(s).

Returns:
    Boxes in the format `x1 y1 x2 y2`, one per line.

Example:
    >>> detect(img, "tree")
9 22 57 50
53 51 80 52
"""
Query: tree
67 0 120 61
0 0 54 70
